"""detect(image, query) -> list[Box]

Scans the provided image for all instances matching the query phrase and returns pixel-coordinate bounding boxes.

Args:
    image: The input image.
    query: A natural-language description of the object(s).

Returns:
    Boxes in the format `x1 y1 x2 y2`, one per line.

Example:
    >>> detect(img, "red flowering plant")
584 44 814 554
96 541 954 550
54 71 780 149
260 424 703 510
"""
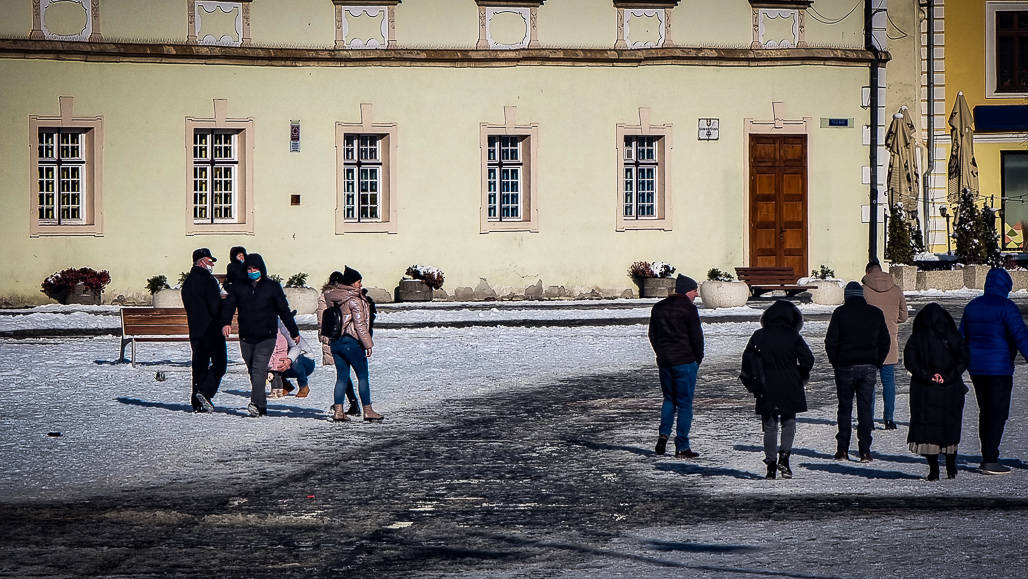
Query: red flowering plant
41 267 111 302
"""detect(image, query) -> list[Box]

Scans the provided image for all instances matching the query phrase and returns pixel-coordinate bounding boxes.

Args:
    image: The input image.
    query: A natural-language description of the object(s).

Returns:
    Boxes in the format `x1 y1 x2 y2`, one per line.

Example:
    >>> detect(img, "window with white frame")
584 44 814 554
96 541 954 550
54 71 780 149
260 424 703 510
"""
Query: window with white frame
987 2 1028 97
343 134 383 222
37 129 87 224
486 135 524 221
192 130 238 223
623 136 659 219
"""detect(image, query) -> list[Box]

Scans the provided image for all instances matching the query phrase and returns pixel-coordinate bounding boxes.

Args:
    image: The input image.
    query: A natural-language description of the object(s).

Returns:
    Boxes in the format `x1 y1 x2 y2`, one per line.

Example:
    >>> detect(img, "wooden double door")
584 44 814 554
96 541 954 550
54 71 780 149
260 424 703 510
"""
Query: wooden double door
749 135 808 278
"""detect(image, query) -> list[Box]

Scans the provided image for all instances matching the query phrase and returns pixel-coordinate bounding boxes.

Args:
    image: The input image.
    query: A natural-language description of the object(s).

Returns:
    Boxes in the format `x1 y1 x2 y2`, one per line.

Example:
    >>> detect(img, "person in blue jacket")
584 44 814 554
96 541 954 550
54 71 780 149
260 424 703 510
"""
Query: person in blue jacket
958 267 1028 475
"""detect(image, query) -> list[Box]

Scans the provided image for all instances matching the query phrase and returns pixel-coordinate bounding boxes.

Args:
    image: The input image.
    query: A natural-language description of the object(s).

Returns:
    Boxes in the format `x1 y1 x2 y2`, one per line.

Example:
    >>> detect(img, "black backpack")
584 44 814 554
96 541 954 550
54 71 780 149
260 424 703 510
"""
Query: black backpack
321 301 343 339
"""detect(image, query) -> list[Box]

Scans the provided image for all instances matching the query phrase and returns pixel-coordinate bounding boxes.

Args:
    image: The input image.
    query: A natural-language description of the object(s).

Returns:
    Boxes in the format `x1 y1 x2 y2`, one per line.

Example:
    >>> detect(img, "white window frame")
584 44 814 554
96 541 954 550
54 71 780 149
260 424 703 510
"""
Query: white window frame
986 2 1028 98
615 109 672 232
192 130 239 224
37 128 87 226
623 136 660 219
486 135 524 221
343 134 384 222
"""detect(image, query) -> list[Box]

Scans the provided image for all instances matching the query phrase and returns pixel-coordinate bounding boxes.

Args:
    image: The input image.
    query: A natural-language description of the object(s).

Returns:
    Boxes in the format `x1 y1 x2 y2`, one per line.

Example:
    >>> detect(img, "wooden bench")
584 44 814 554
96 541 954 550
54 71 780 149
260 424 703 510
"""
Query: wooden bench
735 267 814 298
120 307 238 366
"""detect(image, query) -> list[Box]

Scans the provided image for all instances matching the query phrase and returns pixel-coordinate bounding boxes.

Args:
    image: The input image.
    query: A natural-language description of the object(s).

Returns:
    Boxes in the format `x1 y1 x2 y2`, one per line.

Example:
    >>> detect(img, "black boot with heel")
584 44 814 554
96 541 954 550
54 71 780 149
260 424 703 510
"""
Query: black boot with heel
764 459 777 479
777 450 793 479
925 454 940 481
945 453 957 479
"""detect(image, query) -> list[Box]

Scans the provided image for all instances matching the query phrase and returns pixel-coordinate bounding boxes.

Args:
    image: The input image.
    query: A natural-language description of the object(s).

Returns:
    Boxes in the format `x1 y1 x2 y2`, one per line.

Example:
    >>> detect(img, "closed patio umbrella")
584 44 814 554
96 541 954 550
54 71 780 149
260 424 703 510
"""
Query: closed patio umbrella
947 91 979 209
885 110 919 216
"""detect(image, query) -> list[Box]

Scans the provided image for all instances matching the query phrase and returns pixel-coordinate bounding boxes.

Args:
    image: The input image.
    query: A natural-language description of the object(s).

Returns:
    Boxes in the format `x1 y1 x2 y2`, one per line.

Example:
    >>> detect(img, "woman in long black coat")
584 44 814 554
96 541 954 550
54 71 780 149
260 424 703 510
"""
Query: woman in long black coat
741 300 815 479
904 302 969 480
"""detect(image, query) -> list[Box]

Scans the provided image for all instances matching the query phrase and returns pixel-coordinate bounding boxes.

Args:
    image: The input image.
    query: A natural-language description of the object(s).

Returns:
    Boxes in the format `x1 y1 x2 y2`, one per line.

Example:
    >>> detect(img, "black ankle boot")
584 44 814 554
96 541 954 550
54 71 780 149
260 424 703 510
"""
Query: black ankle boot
777 450 793 478
764 459 777 479
925 454 940 481
945 453 957 479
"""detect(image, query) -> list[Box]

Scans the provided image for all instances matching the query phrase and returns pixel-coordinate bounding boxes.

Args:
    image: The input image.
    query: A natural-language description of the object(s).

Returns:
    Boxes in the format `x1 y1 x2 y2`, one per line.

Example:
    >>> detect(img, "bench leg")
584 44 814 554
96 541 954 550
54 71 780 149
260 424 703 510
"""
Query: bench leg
131 340 137 368
119 338 130 364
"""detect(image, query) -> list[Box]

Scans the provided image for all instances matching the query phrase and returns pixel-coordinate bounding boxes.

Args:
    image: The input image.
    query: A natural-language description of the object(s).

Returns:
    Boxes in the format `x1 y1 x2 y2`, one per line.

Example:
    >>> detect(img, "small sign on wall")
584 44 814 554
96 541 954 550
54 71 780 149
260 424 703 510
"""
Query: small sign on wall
290 121 300 152
698 118 719 140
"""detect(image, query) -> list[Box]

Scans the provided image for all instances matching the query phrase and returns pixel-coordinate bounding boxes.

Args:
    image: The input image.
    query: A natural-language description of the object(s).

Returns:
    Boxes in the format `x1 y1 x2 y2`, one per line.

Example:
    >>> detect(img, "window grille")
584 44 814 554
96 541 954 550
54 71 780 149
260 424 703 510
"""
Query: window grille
192 130 237 223
37 129 85 224
486 135 523 220
623 136 658 218
343 135 382 221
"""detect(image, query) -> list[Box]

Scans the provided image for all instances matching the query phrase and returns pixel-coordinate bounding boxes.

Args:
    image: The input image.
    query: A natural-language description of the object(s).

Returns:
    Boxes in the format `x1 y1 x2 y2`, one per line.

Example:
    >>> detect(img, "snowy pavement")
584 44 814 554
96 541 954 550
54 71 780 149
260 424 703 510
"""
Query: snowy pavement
2 297 1028 575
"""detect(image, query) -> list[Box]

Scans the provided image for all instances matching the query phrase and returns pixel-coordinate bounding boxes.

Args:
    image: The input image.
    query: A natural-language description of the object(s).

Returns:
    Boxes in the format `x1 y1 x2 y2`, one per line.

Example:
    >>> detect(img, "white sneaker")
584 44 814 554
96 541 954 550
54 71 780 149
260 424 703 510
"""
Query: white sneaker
247 402 261 417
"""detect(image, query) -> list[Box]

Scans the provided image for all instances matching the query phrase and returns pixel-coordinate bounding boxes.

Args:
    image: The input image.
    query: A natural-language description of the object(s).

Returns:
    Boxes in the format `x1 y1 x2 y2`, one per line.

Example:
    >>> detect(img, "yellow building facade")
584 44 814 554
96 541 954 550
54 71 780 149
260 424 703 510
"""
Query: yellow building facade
1 0 887 304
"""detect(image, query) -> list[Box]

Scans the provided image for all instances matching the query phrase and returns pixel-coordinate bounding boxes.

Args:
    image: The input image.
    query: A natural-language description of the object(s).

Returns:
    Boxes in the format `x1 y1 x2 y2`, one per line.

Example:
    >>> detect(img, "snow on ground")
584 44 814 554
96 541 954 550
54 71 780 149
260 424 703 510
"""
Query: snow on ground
2 299 1027 506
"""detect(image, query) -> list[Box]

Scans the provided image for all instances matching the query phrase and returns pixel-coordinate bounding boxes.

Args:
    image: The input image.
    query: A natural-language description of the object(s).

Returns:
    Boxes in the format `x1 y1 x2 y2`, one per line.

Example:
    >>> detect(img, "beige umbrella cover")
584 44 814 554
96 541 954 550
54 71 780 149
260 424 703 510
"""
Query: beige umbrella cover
885 111 919 217
947 91 979 208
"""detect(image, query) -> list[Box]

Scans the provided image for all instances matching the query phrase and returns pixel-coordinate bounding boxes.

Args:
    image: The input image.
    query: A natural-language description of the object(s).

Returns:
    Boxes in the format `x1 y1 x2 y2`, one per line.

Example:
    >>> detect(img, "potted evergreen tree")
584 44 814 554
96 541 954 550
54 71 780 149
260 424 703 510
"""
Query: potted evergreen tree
699 268 749 308
807 265 844 305
283 273 319 314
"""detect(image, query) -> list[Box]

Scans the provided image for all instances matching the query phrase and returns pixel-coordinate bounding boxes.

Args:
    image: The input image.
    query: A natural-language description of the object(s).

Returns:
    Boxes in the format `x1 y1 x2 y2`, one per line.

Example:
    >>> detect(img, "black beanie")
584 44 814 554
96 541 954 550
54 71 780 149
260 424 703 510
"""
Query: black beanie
340 266 362 286
675 274 698 294
844 281 864 299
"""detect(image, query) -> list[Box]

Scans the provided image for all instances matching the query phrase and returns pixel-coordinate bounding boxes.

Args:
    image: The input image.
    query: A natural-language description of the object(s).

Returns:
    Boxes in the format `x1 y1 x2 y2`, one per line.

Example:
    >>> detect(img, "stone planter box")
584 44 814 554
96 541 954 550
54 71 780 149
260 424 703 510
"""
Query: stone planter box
152 288 183 308
636 277 675 298
63 282 102 305
284 287 319 315
1010 270 1028 290
699 280 749 308
809 280 844 305
963 265 990 290
889 264 917 292
916 270 964 291
396 279 433 302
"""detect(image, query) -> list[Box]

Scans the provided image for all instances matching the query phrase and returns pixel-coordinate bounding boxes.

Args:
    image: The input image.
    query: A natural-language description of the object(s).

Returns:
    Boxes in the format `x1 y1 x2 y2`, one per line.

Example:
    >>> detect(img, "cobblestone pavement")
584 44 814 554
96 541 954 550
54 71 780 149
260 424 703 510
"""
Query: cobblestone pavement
2 301 1028 577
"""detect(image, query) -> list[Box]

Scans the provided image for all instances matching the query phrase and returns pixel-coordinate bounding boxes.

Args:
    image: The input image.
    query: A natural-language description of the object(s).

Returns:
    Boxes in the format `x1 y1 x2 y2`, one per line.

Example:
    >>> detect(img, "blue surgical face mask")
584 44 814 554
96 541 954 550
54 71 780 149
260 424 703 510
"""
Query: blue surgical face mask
247 271 261 280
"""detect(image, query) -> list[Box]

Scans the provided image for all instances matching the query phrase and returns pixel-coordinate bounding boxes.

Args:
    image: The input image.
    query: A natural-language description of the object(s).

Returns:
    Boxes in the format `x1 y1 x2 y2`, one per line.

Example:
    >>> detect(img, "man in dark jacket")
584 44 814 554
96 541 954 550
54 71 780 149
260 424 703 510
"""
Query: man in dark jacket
825 281 890 462
181 248 225 413
648 274 704 459
220 253 300 417
958 267 1028 475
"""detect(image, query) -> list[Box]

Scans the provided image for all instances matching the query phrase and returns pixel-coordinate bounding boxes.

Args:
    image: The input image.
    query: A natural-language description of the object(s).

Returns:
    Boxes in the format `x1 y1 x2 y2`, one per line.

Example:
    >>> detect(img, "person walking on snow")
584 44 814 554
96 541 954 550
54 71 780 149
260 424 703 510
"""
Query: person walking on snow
904 303 969 480
862 260 909 430
181 247 226 413
958 267 1028 475
648 274 704 459
220 253 300 417
741 300 814 479
825 281 890 462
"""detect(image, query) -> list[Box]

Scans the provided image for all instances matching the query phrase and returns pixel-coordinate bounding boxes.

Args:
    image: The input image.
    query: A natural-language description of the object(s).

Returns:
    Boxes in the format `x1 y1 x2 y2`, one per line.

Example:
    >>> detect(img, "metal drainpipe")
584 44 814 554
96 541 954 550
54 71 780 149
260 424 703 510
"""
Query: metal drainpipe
922 0 935 248
867 0 882 262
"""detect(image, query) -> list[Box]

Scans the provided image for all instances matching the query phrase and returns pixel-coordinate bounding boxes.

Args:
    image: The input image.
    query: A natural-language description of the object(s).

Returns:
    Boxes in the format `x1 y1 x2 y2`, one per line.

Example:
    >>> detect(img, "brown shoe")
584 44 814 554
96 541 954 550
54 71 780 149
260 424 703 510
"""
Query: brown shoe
332 404 349 422
295 385 310 398
282 379 295 394
269 389 285 399
363 406 384 422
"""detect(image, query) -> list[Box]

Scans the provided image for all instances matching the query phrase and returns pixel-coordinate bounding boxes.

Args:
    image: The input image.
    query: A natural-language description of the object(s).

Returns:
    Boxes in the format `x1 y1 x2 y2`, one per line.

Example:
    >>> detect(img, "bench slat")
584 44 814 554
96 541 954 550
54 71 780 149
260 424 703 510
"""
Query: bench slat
120 307 239 365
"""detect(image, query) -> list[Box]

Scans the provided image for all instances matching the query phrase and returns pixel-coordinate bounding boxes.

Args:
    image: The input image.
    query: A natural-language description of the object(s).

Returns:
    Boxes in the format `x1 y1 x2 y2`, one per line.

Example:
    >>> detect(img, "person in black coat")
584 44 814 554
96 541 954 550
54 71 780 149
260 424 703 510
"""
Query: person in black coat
904 302 970 480
825 281 890 462
220 253 300 417
224 246 248 292
648 275 704 459
741 300 814 479
181 247 226 413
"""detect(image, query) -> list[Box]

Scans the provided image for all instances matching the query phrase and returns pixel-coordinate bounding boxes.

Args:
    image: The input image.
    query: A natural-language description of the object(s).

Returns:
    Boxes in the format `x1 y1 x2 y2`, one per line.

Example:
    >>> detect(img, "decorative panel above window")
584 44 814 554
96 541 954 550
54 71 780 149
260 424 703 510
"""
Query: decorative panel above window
613 1 679 49
29 97 104 237
187 0 252 46
333 1 400 49
335 104 398 234
185 99 254 235
987 2 1028 97
480 106 539 233
749 1 811 49
476 1 543 50
30 0 102 42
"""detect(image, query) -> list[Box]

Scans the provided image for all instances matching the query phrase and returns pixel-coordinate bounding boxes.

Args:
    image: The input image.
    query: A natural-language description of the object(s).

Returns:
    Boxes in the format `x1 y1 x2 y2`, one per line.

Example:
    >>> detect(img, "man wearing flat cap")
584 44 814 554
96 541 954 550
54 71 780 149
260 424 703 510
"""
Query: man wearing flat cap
648 274 705 459
181 247 226 413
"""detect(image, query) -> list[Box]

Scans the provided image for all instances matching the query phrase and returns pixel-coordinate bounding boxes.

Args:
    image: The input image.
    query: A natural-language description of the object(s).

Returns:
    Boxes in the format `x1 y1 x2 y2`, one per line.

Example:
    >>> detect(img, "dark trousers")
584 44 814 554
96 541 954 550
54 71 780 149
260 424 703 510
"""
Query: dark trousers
834 364 877 455
240 338 276 410
971 374 1014 463
190 332 227 410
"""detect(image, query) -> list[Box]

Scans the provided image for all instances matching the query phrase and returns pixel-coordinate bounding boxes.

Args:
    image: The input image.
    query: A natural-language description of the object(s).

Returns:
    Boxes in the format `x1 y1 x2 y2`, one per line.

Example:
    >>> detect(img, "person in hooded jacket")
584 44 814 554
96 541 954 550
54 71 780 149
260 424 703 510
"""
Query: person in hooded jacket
741 300 815 479
317 266 383 422
862 260 909 430
958 267 1028 475
224 246 248 292
904 303 969 480
220 253 300 417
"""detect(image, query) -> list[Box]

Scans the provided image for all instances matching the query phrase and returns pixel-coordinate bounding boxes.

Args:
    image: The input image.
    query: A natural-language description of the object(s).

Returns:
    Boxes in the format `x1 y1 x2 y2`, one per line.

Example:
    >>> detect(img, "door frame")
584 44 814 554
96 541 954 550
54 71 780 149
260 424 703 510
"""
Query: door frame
742 114 812 271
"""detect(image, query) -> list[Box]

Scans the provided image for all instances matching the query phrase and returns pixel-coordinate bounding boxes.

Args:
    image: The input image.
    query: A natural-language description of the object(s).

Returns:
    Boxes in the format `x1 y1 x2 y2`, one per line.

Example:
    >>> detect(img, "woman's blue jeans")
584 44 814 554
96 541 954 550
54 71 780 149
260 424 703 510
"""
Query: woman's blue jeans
330 335 370 407
876 364 896 422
